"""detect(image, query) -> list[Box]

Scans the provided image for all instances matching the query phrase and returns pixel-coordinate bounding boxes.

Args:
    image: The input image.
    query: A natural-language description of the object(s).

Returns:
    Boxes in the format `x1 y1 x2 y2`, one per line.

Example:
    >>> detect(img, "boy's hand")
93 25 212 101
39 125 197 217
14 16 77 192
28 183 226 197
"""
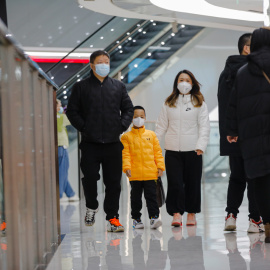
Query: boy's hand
195 149 203 155
126 170 131 178
158 169 163 177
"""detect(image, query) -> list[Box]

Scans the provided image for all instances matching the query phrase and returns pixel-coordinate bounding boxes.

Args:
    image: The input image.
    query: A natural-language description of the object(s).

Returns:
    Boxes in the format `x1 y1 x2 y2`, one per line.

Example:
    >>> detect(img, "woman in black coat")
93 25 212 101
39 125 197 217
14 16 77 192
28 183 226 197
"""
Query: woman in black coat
226 27 270 242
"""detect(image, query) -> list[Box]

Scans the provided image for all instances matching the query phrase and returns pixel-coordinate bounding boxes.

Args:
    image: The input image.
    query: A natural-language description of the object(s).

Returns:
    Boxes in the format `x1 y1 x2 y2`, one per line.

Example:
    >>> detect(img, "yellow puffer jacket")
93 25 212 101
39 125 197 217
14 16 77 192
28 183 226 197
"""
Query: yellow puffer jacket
121 126 165 181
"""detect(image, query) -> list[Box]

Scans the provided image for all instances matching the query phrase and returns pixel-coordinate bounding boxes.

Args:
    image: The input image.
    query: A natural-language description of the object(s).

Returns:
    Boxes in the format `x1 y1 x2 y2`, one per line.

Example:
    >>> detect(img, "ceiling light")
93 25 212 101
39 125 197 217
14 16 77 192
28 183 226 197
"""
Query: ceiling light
171 33 175 36
128 37 132 40
77 79 81 82
116 41 120 43
120 50 123 53
73 16 77 20
143 31 146 34
100 36 104 39
134 64 138 68
137 24 141 27
51 76 54 79
64 96 67 99
63 91 67 94
90 45 93 47
97 22 101 25
148 53 152 56
221 173 227 177
161 42 165 45
78 5 83 8
118 45 122 49
150 20 154 22
181 24 185 28
77 40 81 43
58 26 62 30
153 23 156 26
111 29 114 31
63 86 66 89
64 65 68 68
121 76 124 79
123 18 127 21
150 0 264 21
77 75 80 77
138 28 143 32
85 32 90 36
127 32 130 35
133 40 136 42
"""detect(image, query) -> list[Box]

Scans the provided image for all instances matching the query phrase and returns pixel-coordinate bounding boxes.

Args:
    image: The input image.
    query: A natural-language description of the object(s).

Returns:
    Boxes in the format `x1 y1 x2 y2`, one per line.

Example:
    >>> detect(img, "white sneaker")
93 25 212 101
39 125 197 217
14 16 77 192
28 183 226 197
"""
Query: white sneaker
133 219 144 229
68 194 80 202
150 217 162 229
85 208 98 226
247 218 265 233
60 197 69 203
224 213 237 231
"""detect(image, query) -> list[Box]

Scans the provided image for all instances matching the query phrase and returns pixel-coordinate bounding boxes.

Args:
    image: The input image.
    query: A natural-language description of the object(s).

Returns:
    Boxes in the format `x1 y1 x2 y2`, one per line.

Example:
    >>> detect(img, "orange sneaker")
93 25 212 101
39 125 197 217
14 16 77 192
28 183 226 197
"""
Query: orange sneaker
186 213 197 226
171 213 182 227
107 218 124 232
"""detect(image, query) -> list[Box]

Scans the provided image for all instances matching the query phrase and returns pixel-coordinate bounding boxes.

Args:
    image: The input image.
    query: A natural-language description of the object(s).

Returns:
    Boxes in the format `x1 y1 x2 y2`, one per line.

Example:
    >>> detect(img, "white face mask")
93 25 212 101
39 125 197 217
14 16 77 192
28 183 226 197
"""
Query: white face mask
177 81 192 95
133 117 145 128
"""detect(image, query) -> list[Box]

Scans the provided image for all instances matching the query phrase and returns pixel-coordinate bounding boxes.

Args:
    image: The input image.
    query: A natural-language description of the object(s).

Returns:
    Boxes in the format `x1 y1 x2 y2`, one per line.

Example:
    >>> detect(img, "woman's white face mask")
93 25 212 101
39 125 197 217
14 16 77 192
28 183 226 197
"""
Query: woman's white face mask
177 81 192 95
133 117 145 127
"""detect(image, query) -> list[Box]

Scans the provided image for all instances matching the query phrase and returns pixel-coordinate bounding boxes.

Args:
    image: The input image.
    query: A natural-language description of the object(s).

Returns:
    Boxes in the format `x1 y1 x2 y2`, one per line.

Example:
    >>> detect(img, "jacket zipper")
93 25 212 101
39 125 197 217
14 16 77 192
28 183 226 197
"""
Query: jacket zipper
101 82 104 143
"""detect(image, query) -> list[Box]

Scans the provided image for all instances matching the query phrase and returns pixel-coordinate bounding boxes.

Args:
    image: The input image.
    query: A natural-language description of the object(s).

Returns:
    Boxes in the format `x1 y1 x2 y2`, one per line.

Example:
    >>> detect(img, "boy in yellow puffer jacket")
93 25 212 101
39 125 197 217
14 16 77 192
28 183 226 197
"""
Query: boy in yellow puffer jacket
121 106 165 229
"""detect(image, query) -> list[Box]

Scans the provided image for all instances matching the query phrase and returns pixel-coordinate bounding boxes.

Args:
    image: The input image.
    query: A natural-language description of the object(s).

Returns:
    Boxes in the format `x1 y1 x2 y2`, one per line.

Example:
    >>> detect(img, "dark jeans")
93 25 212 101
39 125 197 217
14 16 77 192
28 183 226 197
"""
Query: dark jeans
226 156 260 221
165 150 202 216
130 180 159 219
253 174 270 224
80 141 123 220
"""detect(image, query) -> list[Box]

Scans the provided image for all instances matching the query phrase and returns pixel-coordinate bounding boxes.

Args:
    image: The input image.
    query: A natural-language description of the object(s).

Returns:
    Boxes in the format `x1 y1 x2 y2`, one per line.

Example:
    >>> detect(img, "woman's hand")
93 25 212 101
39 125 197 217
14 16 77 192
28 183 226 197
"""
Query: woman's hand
158 169 163 177
195 149 203 155
126 170 131 178
227 136 238 143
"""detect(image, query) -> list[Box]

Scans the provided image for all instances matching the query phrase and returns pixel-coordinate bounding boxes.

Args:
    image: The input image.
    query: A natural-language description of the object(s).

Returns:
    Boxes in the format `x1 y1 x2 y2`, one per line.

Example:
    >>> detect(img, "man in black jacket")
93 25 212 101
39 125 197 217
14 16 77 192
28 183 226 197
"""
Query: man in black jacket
66 50 133 232
218 34 263 233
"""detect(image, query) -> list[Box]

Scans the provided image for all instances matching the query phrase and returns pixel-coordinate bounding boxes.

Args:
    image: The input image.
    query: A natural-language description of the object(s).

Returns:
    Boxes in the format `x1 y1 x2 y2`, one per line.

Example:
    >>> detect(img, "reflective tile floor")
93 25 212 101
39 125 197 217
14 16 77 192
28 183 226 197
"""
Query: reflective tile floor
47 180 270 270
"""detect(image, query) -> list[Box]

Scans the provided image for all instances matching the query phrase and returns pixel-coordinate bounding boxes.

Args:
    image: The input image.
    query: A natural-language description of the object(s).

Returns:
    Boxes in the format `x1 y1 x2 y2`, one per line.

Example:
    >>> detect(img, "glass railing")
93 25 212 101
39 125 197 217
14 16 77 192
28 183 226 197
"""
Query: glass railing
46 17 141 87
203 121 229 183
0 19 59 270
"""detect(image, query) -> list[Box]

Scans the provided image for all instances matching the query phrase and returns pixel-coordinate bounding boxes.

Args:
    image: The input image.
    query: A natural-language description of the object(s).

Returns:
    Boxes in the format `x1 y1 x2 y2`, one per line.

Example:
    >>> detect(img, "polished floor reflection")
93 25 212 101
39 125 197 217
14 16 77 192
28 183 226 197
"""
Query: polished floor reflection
47 180 270 270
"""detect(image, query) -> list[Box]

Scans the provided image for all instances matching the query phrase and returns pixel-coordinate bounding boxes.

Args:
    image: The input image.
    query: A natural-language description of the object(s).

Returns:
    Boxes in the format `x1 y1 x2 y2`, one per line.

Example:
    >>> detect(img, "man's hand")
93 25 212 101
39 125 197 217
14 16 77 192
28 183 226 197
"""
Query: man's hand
227 136 238 143
126 170 131 178
195 149 203 155
158 169 163 177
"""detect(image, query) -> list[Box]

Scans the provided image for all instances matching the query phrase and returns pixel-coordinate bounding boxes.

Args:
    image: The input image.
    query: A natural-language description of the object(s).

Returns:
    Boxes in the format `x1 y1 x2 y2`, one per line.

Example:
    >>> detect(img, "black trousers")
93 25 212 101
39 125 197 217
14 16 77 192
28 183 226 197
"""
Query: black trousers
130 180 159 219
226 156 260 221
80 141 123 220
165 150 202 216
253 174 270 224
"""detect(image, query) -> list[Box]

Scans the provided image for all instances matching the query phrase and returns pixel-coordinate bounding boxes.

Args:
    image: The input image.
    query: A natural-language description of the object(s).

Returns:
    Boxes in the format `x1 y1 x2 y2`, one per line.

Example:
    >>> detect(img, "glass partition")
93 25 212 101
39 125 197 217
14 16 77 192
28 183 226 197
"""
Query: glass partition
0 20 59 270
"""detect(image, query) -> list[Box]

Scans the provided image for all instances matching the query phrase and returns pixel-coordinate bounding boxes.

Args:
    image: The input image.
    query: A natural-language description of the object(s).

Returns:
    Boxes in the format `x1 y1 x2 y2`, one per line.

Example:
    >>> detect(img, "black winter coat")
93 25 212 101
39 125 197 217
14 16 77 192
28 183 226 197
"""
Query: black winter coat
218 55 247 156
66 71 134 144
226 48 270 179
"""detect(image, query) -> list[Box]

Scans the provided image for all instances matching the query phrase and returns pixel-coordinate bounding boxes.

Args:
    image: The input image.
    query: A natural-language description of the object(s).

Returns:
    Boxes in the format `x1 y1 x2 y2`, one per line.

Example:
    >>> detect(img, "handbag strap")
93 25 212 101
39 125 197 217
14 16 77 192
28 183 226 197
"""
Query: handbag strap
262 70 270 84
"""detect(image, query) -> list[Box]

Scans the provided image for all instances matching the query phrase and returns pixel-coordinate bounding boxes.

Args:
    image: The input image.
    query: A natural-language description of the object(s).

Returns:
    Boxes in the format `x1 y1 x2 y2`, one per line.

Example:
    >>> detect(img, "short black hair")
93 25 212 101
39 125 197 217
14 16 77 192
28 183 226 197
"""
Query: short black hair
134 105 146 116
90 50 110 63
238 33 252 54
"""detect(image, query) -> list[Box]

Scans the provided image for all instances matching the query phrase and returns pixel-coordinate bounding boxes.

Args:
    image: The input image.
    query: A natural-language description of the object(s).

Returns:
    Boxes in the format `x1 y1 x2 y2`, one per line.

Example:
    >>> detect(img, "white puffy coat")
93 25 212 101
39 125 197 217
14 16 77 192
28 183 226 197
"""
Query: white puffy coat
156 95 210 152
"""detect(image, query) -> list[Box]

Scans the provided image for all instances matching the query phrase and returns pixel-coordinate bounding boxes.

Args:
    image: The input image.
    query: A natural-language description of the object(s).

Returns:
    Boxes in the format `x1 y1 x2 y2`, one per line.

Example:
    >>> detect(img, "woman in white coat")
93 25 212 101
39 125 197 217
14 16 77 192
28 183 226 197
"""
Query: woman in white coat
156 70 210 227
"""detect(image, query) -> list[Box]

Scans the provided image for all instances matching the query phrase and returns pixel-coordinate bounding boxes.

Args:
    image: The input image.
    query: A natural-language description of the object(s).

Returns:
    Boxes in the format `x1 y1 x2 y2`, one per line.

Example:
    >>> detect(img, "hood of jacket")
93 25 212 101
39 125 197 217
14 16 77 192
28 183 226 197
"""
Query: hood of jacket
248 47 270 78
223 55 248 88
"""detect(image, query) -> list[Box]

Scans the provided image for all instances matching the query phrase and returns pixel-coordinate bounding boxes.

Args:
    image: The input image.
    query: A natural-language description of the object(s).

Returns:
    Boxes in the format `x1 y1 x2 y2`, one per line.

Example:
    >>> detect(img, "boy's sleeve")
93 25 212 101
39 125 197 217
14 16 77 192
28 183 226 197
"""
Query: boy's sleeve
153 133 165 171
121 134 131 173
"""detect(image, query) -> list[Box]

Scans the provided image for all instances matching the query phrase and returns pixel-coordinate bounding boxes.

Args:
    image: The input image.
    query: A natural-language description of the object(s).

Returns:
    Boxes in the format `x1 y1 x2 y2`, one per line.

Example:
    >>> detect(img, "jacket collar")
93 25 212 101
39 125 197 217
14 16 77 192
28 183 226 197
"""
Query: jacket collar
90 69 109 84
131 126 145 135
177 94 191 105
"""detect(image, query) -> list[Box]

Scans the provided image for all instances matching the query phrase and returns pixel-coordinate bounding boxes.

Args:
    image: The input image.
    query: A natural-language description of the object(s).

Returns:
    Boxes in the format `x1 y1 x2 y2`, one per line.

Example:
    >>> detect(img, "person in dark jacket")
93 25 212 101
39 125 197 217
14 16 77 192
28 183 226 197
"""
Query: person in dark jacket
218 33 263 232
227 27 270 243
66 50 133 232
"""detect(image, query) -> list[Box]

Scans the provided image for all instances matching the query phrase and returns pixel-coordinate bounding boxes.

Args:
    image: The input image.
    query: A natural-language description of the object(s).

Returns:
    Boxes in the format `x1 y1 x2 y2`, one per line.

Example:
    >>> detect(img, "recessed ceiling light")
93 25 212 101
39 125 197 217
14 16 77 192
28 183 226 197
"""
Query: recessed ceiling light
133 40 136 42
64 65 68 68
161 42 165 45
148 53 152 56
64 96 67 99
127 32 130 35
118 45 122 49
123 18 127 21
111 29 114 31
171 33 175 36
138 29 142 32
100 36 104 39
63 91 67 94
121 76 124 79
134 64 138 68
120 50 123 53
143 31 146 34
128 37 132 40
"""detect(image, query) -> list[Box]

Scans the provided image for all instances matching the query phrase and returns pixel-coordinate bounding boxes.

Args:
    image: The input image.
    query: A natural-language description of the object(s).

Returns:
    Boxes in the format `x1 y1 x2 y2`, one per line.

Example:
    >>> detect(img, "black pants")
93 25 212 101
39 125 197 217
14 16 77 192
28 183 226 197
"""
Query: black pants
80 141 123 220
253 174 270 224
165 150 202 216
226 156 260 221
130 180 159 219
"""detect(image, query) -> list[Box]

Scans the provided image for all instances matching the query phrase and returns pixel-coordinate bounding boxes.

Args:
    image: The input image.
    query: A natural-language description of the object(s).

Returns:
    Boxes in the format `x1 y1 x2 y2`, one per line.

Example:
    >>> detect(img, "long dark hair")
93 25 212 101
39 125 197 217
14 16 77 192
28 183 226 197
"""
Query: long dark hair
165 70 204 108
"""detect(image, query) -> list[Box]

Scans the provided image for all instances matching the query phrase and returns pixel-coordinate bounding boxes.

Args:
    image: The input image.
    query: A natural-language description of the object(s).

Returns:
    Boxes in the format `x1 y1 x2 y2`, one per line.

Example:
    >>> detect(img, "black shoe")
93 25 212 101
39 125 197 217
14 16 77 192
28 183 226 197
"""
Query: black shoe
85 208 98 226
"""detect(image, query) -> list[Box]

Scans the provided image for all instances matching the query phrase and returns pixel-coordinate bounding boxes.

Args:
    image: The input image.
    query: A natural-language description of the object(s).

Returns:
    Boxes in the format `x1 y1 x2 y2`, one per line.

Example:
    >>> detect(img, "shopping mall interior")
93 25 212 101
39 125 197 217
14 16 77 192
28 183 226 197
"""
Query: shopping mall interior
0 0 270 269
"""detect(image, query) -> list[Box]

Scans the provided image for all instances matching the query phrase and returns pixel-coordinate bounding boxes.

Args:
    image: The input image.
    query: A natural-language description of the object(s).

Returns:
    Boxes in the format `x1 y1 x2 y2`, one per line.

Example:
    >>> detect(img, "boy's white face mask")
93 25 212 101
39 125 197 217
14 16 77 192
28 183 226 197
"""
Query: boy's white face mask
133 117 145 127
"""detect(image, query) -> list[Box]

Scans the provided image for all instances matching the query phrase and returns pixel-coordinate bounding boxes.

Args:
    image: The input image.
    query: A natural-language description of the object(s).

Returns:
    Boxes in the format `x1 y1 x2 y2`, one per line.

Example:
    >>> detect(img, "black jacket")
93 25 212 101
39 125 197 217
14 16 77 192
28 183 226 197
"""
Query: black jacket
218 55 247 156
226 48 270 179
66 71 134 143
